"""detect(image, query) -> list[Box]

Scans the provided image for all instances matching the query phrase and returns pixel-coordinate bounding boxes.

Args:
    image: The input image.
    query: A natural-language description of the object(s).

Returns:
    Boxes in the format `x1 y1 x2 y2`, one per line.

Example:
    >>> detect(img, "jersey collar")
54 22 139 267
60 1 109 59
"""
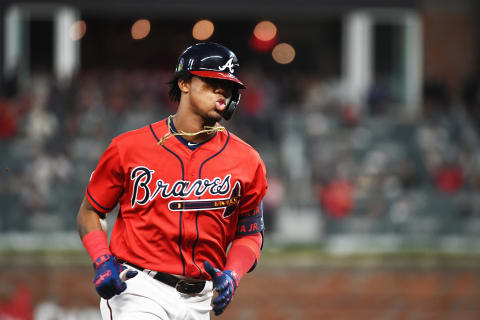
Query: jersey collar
167 118 217 151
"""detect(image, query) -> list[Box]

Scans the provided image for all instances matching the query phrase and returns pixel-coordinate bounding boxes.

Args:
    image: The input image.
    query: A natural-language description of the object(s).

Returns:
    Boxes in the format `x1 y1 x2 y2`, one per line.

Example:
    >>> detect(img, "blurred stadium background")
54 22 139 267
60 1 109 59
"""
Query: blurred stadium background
1 0 480 319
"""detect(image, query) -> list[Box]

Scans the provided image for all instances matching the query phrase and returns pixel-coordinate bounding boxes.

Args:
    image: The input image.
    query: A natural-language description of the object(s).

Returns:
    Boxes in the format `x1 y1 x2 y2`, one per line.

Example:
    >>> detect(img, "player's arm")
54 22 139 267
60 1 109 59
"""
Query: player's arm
77 196 137 299
77 196 103 239
205 156 267 315
77 139 136 299
204 202 264 316
77 198 137 299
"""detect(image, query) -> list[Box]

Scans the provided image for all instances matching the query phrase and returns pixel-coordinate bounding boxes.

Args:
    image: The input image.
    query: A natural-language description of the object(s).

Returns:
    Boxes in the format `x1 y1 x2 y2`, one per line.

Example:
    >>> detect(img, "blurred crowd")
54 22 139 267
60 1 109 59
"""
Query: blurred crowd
1 67 480 240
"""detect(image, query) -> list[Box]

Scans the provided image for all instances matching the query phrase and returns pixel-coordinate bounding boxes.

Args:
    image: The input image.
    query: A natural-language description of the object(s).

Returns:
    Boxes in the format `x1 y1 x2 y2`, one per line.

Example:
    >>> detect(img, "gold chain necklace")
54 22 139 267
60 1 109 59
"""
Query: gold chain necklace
157 115 225 145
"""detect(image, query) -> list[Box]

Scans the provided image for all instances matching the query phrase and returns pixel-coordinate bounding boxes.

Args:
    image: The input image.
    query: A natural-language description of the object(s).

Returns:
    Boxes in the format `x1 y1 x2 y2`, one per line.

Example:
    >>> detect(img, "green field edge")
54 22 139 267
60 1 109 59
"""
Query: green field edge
2 247 480 268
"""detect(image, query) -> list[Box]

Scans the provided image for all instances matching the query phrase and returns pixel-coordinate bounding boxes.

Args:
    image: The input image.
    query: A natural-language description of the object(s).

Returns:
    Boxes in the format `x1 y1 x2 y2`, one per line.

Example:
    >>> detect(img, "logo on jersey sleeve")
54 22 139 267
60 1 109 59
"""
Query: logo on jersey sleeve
130 166 240 217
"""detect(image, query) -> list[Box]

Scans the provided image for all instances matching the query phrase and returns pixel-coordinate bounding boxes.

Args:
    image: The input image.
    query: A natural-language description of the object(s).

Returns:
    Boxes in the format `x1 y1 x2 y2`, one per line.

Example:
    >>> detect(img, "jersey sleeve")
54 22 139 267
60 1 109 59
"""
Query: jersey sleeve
236 157 267 236
85 139 125 214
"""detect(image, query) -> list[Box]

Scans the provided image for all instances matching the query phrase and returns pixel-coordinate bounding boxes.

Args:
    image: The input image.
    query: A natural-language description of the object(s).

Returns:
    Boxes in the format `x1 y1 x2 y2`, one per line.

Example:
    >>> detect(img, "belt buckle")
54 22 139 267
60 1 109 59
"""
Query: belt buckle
175 280 188 293
175 279 201 294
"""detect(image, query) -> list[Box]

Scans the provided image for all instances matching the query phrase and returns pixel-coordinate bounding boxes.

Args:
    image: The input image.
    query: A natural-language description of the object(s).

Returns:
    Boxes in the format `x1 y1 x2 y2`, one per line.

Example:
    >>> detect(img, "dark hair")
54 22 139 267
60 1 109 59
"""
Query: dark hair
167 71 193 103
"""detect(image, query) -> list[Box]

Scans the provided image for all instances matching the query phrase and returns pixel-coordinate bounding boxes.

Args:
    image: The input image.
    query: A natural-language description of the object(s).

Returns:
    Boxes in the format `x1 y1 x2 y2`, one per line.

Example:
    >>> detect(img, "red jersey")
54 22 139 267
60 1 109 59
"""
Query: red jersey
86 118 267 279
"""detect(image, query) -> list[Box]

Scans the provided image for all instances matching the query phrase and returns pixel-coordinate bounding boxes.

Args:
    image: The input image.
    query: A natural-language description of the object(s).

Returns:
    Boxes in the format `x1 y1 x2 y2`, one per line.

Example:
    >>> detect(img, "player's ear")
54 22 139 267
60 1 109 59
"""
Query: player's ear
178 78 190 94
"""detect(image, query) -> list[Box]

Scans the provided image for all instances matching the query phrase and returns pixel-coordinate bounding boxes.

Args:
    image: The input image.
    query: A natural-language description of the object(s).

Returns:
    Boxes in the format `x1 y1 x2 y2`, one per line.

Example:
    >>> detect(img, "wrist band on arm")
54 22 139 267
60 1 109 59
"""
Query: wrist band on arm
81 230 112 262
225 233 262 280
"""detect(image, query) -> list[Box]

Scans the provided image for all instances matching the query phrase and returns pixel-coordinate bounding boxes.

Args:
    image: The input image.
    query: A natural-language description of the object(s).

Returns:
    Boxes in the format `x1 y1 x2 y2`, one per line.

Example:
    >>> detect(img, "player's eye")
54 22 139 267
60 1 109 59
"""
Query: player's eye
201 77 233 97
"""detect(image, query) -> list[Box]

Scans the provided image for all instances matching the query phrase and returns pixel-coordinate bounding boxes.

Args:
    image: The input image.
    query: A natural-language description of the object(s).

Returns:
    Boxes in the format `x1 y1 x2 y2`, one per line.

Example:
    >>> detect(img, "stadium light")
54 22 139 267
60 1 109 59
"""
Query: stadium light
254 21 277 41
272 42 295 64
131 19 151 40
250 20 278 52
192 20 214 41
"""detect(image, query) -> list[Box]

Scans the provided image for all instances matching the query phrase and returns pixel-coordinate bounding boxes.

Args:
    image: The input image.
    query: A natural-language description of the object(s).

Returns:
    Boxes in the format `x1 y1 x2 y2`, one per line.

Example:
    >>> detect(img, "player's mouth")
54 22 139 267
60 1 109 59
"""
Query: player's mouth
215 99 226 111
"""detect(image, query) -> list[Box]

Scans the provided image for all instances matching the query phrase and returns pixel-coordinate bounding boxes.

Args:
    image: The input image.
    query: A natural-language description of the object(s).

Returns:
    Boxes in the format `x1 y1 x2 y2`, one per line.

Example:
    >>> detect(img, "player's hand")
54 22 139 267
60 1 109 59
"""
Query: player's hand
93 254 138 299
204 261 239 316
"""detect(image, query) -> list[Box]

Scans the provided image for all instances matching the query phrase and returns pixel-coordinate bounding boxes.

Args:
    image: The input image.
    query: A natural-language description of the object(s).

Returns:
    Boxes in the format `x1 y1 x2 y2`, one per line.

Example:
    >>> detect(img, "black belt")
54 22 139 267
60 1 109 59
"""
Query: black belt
118 259 206 294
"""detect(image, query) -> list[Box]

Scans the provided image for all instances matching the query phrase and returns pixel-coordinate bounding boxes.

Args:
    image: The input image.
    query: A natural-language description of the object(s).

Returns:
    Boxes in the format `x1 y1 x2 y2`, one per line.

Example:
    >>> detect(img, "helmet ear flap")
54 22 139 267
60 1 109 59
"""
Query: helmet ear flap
222 89 241 120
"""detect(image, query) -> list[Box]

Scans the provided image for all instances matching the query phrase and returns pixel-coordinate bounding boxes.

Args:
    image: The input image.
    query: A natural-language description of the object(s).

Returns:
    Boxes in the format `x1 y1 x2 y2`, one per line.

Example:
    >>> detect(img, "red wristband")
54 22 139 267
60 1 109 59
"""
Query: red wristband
225 234 262 280
225 245 256 280
81 230 112 262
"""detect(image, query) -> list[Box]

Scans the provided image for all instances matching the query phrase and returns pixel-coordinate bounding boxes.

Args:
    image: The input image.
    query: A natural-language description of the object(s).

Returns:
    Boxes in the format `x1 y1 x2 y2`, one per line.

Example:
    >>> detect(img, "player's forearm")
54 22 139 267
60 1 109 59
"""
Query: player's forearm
77 197 112 262
77 197 103 239
225 233 262 280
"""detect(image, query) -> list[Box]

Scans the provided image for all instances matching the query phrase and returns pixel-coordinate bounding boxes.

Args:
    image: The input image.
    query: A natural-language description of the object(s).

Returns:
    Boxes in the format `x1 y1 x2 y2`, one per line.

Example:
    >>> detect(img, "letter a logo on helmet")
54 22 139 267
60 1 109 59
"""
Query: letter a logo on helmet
218 58 236 74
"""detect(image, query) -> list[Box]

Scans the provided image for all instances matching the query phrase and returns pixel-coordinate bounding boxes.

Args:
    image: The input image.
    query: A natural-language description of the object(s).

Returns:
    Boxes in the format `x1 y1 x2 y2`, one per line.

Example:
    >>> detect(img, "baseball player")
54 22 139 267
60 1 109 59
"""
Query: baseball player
76 42 267 319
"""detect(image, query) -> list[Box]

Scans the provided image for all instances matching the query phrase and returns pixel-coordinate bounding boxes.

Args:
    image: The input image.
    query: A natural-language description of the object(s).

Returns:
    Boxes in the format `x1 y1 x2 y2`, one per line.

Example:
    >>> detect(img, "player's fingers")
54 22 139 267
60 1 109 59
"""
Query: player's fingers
99 290 115 300
212 293 225 305
113 276 125 291
203 261 218 279
119 269 128 282
213 307 226 316
116 282 127 294
212 286 231 305
98 282 116 299
215 278 229 291
96 286 107 299
119 269 138 282
213 299 230 315
213 287 224 303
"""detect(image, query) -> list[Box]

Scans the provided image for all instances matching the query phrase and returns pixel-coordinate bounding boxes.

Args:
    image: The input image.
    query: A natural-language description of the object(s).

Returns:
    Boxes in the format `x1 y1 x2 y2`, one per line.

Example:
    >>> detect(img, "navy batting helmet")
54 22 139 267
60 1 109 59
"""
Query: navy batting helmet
173 42 245 120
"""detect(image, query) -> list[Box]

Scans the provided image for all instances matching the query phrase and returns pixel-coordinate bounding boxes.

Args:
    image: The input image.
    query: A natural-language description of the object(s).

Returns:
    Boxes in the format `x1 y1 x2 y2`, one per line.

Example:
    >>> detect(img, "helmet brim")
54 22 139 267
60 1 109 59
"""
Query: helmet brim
189 70 246 89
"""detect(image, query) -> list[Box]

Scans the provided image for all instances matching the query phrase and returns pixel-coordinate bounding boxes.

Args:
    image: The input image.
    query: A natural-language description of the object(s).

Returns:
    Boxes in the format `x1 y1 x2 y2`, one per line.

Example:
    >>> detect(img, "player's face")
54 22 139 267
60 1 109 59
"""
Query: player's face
188 76 234 122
